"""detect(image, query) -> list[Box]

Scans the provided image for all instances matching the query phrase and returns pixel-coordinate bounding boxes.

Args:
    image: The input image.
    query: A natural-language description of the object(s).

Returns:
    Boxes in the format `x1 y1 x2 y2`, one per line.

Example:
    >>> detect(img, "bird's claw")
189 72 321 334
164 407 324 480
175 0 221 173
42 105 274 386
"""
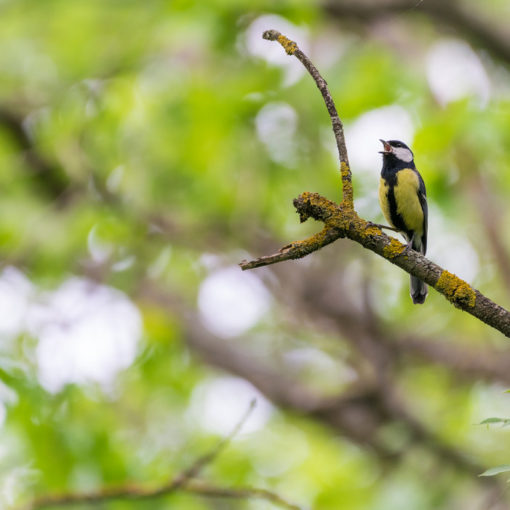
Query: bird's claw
367 221 398 233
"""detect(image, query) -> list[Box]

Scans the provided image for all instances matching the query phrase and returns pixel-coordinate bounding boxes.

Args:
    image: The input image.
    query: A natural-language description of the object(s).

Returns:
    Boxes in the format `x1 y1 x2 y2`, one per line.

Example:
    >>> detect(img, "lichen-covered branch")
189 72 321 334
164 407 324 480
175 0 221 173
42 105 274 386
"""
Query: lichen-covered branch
262 29 353 207
241 192 510 338
240 226 343 270
243 30 510 339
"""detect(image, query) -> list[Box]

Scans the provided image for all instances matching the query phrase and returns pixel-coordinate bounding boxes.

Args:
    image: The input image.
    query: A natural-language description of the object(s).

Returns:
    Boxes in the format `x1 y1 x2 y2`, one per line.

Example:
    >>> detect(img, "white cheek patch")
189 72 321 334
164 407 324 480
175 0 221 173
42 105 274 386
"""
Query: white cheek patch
393 147 413 163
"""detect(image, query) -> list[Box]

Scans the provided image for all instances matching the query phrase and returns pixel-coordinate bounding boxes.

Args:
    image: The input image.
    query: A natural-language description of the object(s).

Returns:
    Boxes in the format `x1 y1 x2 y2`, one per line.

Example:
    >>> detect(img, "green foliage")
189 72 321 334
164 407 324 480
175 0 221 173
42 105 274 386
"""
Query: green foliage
479 417 510 427
479 465 510 477
0 1 510 509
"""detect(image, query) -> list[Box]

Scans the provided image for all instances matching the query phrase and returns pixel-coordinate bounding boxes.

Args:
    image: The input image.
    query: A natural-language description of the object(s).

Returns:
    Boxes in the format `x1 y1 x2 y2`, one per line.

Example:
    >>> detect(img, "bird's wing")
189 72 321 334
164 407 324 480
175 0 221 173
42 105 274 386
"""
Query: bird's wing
417 173 428 254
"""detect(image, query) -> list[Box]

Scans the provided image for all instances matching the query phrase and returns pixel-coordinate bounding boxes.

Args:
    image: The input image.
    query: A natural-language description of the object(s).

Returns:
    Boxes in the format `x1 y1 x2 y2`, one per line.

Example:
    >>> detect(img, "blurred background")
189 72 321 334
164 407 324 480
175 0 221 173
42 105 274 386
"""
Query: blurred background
2 0 510 509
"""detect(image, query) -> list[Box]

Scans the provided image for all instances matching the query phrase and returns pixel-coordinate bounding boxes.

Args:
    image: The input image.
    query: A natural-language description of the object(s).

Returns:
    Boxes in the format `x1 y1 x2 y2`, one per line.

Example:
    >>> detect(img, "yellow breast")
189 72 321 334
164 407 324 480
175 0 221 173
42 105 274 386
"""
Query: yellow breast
394 169 423 235
378 177 392 227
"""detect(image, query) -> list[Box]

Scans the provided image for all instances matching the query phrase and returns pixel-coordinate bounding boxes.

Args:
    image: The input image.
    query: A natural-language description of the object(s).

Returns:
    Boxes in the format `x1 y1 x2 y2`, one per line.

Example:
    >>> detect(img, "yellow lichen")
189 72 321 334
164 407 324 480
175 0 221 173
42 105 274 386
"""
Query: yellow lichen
286 227 332 258
383 238 405 259
340 161 353 207
436 270 476 308
277 34 297 55
300 191 323 206
436 270 460 300
300 192 341 220
361 224 382 239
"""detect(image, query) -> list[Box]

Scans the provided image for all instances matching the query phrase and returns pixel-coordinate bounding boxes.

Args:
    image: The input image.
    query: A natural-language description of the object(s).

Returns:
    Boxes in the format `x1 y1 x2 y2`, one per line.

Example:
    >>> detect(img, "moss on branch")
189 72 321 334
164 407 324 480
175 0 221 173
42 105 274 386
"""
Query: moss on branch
241 190 510 337
436 270 477 308
241 30 510 338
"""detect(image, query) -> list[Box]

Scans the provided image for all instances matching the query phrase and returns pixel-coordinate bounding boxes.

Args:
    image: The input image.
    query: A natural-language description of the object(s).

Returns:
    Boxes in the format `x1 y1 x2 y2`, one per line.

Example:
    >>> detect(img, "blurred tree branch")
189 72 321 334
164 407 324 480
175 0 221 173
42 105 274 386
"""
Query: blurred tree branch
323 0 510 64
21 400 301 510
5 5 510 509
25 482 300 510
0 106 118 207
135 280 506 506
0 107 73 203
240 31 510 339
270 257 510 388
472 175 510 293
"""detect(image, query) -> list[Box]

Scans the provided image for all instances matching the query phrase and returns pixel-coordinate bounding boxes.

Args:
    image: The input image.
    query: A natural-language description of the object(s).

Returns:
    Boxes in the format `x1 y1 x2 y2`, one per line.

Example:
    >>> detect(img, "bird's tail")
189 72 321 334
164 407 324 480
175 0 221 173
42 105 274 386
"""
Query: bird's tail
410 235 427 304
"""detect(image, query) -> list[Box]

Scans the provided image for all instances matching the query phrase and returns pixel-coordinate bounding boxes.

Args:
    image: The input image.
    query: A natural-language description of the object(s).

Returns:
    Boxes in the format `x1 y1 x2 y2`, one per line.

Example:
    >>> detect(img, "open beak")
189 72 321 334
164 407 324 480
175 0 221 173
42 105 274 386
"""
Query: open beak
379 139 391 154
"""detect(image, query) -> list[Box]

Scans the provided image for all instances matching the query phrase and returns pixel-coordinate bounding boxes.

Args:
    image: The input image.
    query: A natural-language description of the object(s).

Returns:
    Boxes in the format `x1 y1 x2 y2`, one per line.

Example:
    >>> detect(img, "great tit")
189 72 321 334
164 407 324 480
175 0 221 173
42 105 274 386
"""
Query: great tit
378 139 428 304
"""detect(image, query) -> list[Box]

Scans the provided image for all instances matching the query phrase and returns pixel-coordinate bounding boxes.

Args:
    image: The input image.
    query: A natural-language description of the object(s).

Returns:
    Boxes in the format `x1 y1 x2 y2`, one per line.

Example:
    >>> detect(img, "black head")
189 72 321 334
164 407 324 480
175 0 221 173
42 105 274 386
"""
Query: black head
379 139 414 163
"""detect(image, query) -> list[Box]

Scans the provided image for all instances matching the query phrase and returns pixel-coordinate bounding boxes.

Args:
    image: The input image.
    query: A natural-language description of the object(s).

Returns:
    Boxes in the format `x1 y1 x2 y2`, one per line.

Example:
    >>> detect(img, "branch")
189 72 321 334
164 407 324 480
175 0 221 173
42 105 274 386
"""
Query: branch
240 225 342 270
24 483 300 510
0 107 73 202
136 280 395 456
242 32 510 339
262 29 353 207
297 270 510 386
395 334 510 385
21 400 299 510
242 192 510 337
174 481 302 510
172 398 256 484
0 105 120 207
323 0 510 65
133 281 510 505
472 175 510 294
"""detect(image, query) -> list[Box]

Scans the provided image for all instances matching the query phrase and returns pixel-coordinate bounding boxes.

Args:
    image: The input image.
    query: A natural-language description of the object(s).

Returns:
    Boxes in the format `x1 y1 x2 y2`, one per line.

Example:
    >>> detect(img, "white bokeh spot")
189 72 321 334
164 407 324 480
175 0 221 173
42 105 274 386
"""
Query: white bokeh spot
189 376 273 436
0 267 34 339
28 277 142 393
344 105 415 175
428 204 479 283
244 14 308 86
426 39 491 107
255 101 298 166
198 266 270 338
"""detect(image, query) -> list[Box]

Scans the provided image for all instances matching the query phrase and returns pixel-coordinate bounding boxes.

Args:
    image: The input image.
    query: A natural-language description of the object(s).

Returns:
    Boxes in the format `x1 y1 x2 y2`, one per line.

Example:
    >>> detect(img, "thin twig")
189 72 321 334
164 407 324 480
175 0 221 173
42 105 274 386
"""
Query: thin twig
173 398 256 485
24 483 301 510
240 226 342 270
369 222 399 233
262 29 353 207
182 480 302 510
20 400 298 510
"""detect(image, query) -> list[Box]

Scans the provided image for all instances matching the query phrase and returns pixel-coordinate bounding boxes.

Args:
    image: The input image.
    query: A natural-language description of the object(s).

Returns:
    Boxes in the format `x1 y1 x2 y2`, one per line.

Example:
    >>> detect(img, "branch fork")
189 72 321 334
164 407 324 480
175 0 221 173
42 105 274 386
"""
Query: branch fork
241 30 510 338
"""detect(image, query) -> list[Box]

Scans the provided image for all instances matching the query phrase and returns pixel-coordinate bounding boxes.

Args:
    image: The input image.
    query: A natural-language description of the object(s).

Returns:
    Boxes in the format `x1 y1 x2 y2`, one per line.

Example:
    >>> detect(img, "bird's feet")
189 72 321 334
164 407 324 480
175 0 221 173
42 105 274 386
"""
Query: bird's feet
366 221 399 233
402 242 414 256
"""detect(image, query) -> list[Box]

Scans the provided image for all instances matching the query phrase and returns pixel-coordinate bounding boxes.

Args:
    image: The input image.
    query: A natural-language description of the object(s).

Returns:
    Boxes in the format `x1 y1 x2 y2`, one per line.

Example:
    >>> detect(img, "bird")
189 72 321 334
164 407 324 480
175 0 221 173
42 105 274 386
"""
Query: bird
378 139 428 304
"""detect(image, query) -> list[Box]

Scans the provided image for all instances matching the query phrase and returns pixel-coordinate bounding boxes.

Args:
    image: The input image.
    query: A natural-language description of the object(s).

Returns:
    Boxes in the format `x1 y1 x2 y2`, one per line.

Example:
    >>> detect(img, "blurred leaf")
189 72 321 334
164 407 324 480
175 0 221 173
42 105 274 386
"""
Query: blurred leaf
479 417 510 426
479 465 510 477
